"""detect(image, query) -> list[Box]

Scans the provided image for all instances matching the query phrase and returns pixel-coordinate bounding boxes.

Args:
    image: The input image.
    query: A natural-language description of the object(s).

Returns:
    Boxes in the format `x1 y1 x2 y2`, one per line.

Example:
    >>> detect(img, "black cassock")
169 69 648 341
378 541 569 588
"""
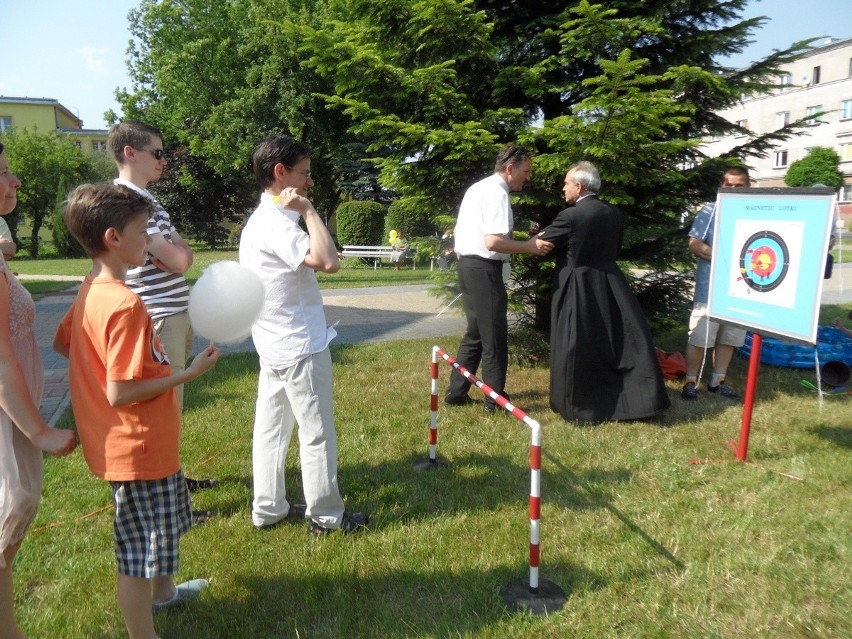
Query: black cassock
539 196 670 423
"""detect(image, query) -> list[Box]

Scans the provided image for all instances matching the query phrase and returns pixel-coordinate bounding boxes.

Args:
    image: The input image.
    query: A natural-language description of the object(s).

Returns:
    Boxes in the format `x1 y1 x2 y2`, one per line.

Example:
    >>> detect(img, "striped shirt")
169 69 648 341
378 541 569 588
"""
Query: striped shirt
116 178 190 321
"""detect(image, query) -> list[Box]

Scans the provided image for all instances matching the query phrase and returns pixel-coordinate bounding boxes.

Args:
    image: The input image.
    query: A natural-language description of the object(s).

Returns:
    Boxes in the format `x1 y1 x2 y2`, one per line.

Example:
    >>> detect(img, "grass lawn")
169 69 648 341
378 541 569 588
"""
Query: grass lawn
9 249 435 289
16 280 78 299
16 322 851 638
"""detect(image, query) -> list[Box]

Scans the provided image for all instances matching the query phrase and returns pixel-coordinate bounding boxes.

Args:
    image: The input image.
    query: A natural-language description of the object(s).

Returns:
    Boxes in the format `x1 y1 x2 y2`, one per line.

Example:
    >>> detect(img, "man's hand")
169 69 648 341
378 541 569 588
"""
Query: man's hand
530 234 554 256
277 187 316 218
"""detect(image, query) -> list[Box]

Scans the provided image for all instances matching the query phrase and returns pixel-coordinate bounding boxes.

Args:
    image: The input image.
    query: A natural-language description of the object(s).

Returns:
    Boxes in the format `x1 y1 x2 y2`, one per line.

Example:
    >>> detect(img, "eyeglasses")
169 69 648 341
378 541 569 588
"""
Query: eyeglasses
137 148 166 160
285 166 311 178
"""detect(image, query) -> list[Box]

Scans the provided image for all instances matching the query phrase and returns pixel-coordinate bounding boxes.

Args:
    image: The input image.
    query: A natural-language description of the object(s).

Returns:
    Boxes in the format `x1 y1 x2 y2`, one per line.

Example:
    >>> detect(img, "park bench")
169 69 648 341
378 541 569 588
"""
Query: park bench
341 244 419 269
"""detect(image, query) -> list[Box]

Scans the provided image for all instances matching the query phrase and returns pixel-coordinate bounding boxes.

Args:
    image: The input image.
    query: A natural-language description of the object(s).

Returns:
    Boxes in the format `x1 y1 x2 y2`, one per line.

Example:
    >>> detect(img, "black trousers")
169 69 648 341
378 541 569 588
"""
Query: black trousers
446 256 508 405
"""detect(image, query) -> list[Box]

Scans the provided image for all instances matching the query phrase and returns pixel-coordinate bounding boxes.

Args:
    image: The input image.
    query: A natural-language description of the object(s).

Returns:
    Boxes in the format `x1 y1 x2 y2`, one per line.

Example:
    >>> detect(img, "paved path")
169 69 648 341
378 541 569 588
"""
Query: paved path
32 282 466 427
28 263 852 427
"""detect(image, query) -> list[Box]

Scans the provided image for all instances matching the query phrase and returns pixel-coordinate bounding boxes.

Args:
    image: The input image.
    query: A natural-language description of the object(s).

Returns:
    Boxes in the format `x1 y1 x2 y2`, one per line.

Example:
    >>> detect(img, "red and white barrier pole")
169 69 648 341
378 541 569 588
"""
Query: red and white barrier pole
432 345 543 592
429 346 440 463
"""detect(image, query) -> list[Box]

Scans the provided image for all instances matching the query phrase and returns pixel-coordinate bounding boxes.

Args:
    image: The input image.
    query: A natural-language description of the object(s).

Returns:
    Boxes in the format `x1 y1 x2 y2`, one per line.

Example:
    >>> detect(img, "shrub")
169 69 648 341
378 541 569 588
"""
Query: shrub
386 196 438 238
335 200 385 246
508 325 551 368
784 147 844 188
51 178 86 258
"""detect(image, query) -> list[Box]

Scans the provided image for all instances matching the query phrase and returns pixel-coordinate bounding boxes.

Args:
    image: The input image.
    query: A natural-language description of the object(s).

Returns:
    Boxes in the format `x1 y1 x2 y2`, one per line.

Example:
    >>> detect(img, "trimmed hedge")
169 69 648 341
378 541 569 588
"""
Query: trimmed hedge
335 200 386 246
386 196 437 238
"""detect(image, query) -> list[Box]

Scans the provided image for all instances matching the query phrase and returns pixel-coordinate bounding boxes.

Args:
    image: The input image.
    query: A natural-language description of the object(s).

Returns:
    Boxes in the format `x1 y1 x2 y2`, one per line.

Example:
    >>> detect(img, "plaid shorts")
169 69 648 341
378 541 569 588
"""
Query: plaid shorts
111 470 192 578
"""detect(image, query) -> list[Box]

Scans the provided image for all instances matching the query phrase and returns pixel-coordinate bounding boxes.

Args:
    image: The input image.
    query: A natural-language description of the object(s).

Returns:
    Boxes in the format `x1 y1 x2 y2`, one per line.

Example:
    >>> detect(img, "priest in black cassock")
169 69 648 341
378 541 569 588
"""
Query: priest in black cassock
538 162 670 423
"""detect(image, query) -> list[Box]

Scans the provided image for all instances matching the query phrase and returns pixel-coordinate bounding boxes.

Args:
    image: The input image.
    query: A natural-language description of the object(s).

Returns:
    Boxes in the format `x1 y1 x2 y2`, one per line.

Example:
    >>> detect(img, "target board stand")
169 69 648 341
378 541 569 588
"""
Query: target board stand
707 187 837 460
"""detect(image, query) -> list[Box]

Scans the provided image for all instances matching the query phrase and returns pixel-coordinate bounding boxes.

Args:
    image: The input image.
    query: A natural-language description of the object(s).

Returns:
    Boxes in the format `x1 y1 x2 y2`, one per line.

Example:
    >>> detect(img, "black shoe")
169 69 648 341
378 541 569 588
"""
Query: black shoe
681 382 698 401
484 392 510 413
185 477 218 492
308 511 369 536
708 380 740 400
192 510 214 526
444 394 474 407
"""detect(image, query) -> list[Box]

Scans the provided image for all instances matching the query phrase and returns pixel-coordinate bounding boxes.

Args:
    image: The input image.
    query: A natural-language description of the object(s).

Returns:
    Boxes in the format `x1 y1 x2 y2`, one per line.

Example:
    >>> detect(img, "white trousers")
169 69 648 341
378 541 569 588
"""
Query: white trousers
251 348 345 528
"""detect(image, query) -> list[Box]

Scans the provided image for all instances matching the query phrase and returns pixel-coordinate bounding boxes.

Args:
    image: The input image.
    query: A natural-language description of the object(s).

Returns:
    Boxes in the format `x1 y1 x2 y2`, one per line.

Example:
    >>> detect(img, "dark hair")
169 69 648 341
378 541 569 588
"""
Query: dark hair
0 142 4 155
494 143 532 173
252 135 313 188
108 120 163 165
64 183 153 257
722 166 750 186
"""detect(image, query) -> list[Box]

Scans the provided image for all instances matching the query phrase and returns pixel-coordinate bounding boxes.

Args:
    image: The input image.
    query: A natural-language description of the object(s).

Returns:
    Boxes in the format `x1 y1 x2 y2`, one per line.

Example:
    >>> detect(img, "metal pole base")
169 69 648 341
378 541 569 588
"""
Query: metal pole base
500 578 568 615
413 456 450 471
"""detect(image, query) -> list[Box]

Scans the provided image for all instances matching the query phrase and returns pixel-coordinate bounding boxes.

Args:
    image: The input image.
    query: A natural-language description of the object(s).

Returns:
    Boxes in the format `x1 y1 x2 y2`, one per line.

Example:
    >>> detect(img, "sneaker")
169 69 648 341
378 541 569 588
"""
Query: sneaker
681 382 698 401
152 578 208 613
708 380 740 400
444 394 474 407
309 511 369 536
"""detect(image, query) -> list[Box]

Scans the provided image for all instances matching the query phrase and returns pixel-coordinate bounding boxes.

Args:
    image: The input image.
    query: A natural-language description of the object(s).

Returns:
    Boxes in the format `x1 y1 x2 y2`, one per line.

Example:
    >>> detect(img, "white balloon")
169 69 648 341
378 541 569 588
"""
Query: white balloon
188 261 265 343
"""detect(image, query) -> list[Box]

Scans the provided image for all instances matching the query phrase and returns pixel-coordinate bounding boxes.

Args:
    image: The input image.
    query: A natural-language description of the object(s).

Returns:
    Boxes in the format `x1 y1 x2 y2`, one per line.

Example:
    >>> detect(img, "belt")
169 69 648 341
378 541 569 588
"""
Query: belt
459 254 507 264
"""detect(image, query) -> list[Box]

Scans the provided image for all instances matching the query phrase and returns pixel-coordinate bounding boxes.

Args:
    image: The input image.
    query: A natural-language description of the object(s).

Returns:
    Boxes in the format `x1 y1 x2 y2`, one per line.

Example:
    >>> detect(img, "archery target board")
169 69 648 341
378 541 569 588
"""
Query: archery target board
707 187 837 345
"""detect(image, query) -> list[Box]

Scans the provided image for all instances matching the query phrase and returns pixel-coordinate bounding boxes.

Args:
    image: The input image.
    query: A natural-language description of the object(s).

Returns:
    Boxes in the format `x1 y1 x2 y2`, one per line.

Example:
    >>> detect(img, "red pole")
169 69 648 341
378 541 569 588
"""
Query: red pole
734 332 762 461
429 346 439 463
433 345 542 591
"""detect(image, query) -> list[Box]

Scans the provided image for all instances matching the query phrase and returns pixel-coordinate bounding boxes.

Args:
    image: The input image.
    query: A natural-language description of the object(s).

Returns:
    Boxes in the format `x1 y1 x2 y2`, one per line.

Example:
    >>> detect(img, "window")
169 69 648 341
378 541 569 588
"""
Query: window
0 116 11 133
842 100 852 120
812 66 821 85
735 119 748 137
779 72 792 92
840 143 852 162
841 184 852 202
774 150 789 168
805 105 824 125
91 140 106 152
775 111 790 129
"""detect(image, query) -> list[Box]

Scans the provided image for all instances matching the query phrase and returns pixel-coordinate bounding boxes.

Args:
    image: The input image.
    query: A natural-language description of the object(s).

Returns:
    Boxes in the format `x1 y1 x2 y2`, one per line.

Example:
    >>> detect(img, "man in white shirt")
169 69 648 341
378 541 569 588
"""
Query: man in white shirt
239 134 366 534
445 144 553 412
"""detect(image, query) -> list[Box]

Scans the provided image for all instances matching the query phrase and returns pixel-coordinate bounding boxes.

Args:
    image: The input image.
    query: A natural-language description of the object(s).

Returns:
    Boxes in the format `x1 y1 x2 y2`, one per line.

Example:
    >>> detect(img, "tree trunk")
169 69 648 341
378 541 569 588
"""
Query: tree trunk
29 219 42 258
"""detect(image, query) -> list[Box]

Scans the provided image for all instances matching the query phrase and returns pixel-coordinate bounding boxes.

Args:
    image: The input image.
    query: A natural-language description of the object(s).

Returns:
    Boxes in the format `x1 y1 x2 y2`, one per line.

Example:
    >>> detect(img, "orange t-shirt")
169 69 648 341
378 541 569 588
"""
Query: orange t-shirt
56 276 180 481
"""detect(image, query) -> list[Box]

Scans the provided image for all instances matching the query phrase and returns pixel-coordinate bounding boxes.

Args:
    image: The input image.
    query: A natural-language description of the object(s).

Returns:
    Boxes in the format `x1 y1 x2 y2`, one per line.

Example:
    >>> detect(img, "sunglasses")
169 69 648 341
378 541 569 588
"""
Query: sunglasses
138 148 166 160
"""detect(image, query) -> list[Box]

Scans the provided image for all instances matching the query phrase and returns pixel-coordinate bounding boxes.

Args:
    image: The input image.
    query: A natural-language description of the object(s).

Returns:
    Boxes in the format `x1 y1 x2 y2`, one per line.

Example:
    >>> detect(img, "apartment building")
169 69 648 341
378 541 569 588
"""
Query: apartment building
0 96 108 152
701 36 852 218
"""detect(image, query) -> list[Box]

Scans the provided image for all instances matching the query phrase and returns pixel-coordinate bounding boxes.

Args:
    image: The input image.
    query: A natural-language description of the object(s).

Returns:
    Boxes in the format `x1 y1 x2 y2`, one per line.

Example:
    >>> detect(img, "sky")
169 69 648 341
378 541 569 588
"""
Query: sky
0 0 850 131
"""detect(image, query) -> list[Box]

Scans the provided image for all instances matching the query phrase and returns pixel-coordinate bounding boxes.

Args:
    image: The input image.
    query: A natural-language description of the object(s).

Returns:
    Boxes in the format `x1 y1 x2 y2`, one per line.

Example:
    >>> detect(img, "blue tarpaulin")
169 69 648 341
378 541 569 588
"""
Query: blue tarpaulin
739 326 852 368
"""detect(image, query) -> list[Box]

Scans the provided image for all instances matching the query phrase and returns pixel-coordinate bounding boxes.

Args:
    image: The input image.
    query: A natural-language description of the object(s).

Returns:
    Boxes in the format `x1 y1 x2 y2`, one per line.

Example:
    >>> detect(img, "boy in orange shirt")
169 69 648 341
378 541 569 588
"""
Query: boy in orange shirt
54 183 220 639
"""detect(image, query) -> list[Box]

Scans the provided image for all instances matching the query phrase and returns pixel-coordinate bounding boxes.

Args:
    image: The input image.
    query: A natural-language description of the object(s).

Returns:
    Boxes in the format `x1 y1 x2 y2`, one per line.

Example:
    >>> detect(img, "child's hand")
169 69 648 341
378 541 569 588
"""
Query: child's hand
188 345 221 377
833 318 842 329
33 427 77 457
